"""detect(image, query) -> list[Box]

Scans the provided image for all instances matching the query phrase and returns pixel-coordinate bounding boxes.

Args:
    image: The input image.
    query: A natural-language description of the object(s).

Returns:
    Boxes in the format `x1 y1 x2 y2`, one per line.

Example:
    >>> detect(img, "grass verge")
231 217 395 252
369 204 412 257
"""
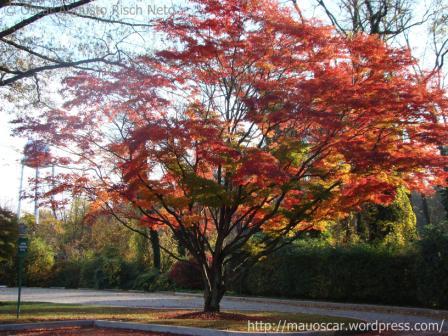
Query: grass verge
0 302 360 331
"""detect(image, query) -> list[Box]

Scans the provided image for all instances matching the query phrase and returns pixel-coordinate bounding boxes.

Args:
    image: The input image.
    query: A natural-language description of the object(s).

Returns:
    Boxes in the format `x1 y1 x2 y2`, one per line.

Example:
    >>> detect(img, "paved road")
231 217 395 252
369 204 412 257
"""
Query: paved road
0 287 446 334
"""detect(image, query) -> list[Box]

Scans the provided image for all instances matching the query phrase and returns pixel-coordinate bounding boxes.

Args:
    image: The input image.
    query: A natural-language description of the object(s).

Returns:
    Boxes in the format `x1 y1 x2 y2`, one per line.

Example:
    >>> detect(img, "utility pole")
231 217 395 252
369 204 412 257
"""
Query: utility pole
16 223 28 319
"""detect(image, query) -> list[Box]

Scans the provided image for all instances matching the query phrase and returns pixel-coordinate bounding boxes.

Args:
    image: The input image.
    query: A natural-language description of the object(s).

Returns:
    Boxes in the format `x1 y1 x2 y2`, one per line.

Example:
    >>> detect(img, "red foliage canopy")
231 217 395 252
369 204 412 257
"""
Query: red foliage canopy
13 0 448 311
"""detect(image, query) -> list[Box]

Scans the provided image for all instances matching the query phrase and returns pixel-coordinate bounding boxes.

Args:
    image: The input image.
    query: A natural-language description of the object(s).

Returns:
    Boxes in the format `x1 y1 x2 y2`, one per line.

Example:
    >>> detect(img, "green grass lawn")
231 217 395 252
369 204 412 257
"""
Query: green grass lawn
0 302 360 331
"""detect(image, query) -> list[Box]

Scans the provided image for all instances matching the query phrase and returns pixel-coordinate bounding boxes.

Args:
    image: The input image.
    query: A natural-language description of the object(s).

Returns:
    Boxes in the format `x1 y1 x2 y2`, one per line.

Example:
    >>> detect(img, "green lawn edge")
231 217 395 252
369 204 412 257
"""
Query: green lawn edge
0 302 361 331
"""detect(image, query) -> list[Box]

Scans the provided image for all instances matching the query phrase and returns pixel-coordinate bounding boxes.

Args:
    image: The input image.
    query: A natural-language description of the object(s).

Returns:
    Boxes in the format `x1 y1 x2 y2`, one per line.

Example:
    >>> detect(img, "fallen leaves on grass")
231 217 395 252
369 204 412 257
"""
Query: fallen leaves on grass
158 311 262 321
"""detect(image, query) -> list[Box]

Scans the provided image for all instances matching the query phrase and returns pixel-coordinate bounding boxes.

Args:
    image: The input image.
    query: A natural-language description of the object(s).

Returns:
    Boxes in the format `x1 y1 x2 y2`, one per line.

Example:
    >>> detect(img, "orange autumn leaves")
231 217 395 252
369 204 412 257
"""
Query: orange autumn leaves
15 0 448 237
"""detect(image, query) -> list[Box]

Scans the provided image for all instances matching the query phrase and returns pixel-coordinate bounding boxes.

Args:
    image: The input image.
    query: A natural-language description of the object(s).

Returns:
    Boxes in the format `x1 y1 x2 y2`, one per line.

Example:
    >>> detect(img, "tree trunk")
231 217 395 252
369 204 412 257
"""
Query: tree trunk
422 195 431 226
177 243 186 257
149 229 161 270
202 264 225 312
176 233 186 257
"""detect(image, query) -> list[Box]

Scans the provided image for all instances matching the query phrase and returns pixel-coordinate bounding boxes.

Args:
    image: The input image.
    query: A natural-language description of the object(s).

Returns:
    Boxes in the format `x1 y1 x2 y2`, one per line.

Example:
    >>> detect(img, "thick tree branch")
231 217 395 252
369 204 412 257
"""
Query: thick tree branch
0 55 120 86
0 0 93 39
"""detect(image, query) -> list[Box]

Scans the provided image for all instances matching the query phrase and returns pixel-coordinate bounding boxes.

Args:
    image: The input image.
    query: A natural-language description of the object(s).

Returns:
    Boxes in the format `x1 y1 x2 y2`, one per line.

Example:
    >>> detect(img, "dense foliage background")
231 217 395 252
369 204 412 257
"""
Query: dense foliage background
234 230 448 308
1 189 447 309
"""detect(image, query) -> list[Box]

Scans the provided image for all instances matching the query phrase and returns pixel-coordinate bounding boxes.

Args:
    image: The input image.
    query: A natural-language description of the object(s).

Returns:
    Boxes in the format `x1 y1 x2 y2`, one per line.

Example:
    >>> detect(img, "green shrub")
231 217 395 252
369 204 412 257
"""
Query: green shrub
0 208 18 286
15 227 448 310
95 256 123 289
132 269 174 292
50 260 82 288
416 227 448 308
0 259 16 286
236 240 418 307
151 273 175 291
134 268 160 291
0 207 18 263
24 237 55 287
120 261 141 290
76 252 143 290
79 257 102 288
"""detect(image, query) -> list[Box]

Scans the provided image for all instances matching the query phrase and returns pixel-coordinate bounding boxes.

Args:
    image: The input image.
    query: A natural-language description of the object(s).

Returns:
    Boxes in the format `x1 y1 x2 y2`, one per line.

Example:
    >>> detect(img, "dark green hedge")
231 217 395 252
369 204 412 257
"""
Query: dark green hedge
49 255 174 292
234 229 448 309
415 227 448 308
3 228 447 309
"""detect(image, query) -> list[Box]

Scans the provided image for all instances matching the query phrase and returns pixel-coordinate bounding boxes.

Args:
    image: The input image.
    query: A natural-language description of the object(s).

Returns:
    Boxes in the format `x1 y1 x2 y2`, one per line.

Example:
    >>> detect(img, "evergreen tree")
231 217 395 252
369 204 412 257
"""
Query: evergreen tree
357 188 417 246
0 207 18 262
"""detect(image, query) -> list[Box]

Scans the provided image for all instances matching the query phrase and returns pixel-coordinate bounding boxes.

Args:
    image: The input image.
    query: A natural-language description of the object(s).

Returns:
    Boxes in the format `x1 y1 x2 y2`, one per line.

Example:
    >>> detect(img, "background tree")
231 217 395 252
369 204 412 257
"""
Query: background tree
64 199 166 270
330 187 417 245
429 0 448 74
314 0 430 40
0 207 18 286
357 187 417 245
15 0 448 312
0 0 156 109
0 207 18 263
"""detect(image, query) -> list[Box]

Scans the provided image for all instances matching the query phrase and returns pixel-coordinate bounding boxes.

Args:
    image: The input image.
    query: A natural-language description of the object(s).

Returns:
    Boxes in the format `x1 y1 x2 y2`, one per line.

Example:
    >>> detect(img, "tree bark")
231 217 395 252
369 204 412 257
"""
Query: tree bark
175 230 186 257
149 229 161 270
422 195 431 226
202 263 225 312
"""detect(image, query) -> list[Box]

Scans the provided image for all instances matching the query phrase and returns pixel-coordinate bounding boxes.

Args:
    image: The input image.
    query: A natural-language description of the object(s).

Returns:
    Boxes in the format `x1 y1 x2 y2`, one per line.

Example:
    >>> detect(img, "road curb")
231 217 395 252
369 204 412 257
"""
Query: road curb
0 320 94 331
175 292 448 320
0 320 337 336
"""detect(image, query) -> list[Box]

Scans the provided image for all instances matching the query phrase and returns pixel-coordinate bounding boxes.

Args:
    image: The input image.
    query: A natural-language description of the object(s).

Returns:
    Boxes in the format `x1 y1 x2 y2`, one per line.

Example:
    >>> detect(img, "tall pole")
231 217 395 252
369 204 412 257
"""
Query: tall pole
51 165 57 218
16 161 25 318
16 255 23 318
16 162 24 219
34 167 39 226
16 218 28 319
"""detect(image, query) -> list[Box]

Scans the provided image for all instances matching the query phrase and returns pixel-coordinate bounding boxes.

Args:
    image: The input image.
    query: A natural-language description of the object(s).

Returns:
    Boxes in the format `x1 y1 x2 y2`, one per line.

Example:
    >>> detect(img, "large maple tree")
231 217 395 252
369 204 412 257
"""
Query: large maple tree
15 0 448 311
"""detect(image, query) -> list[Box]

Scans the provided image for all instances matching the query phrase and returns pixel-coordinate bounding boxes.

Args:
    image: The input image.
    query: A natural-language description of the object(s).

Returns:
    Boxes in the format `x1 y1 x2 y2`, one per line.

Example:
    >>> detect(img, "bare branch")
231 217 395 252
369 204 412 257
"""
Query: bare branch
0 0 94 39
